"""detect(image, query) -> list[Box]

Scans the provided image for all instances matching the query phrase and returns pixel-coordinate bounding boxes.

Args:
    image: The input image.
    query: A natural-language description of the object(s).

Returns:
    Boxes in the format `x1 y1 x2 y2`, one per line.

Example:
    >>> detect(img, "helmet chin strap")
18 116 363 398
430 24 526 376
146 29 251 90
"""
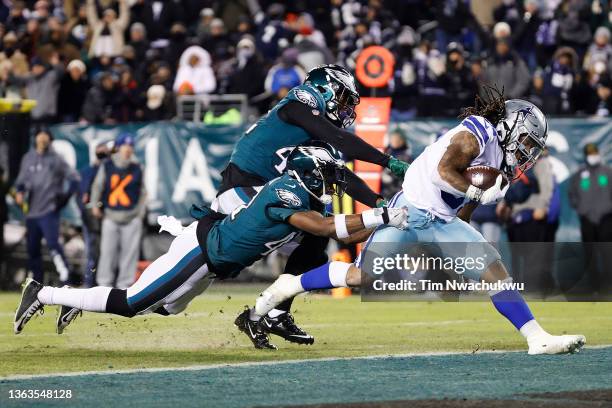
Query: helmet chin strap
288 170 332 205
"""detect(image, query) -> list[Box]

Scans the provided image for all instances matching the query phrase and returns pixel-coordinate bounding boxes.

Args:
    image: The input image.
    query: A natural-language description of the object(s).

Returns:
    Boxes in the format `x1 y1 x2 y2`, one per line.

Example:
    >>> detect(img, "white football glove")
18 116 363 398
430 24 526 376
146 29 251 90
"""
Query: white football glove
362 207 410 230
466 174 509 205
385 207 409 229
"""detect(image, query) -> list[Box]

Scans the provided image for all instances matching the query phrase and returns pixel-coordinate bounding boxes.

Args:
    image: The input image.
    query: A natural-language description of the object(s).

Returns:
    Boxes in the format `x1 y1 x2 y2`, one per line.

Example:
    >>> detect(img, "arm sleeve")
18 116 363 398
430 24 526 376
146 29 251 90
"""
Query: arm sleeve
344 169 381 208
278 100 391 167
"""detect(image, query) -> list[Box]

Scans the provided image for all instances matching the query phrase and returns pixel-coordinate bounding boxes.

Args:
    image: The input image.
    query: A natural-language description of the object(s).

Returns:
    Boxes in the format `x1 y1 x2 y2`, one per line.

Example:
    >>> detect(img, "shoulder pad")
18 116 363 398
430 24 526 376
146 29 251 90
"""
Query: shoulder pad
460 115 497 149
286 84 326 112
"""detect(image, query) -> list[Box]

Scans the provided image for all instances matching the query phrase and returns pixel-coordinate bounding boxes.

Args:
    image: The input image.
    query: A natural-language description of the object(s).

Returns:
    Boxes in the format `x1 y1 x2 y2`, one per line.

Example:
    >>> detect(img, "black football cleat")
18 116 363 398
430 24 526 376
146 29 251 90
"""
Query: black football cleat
14 278 45 334
261 312 314 345
234 309 277 350
56 305 82 334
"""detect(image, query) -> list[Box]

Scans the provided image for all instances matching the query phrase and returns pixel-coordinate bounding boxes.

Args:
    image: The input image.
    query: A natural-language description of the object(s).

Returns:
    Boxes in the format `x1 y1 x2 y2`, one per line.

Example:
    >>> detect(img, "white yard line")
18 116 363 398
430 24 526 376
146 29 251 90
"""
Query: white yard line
3 345 611 382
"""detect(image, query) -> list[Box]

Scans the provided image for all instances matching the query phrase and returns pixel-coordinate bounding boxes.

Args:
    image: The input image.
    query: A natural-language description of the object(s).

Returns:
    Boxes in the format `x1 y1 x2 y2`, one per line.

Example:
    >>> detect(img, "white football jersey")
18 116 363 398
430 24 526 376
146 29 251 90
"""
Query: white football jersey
402 115 503 221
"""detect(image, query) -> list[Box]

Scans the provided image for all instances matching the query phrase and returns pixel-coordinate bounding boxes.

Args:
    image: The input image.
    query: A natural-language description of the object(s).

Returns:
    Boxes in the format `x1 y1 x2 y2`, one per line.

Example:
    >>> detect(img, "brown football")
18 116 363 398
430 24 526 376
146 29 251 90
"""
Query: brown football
462 165 508 190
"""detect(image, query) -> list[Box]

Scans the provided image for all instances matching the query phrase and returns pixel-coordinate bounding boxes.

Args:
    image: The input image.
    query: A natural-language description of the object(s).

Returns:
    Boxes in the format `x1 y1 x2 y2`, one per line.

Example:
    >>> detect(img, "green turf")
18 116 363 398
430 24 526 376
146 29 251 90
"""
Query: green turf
1 283 611 377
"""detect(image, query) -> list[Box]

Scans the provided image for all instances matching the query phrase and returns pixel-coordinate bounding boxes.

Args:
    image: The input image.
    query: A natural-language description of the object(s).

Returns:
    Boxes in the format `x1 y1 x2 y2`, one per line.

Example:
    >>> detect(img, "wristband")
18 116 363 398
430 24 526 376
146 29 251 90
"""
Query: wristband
334 215 350 239
465 185 483 202
361 208 388 228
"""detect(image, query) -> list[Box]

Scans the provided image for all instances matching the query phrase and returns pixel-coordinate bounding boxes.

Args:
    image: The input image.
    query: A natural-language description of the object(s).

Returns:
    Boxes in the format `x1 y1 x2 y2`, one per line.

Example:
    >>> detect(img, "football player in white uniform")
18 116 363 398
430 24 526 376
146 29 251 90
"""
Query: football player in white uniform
246 92 586 355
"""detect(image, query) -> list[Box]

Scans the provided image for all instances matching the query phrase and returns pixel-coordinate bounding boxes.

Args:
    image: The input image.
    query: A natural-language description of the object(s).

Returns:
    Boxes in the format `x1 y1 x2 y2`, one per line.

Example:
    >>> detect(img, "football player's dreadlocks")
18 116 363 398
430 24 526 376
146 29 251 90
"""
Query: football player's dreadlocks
459 84 506 126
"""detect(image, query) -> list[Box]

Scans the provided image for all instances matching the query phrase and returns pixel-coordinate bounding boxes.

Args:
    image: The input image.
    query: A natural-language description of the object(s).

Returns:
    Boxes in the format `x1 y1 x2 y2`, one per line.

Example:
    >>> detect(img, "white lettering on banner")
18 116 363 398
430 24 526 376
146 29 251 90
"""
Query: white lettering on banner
51 140 76 169
145 137 159 201
172 138 216 203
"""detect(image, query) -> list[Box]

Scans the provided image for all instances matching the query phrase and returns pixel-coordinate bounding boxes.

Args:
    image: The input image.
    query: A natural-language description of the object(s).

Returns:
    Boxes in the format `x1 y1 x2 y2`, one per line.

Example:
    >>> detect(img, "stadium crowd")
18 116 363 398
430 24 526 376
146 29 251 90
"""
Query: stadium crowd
0 0 611 124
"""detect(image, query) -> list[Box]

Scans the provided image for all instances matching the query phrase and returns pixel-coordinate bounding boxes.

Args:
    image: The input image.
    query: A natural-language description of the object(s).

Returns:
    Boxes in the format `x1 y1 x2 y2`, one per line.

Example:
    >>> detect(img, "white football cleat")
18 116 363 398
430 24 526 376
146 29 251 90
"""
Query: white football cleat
527 334 586 355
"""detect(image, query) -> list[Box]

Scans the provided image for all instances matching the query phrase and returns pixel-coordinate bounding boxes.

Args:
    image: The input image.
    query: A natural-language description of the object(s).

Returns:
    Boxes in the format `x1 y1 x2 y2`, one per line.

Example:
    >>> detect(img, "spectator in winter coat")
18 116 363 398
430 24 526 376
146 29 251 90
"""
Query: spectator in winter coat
9 54 63 125
143 84 175 121
14 129 79 284
390 26 419 120
539 47 578 114
223 36 266 98
86 0 129 58
482 38 531 99
440 42 477 117
583 26 612 72
173 46 216 95
568 143 612 293
57 59 90 122
264 47 306 100
81 71 119 124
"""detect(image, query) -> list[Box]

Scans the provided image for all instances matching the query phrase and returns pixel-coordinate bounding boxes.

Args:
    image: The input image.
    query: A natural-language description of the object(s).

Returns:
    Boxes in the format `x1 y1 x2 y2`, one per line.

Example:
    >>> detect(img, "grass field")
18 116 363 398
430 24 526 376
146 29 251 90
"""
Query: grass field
1 284 611 407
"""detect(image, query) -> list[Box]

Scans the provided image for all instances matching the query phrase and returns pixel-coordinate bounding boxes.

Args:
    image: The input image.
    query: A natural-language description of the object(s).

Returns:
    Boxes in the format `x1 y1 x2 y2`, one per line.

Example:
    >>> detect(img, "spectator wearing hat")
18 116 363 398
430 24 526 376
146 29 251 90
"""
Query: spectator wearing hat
143 84 174 121
538 47 578 114
90 133 146 289
201 18 234 64
78 142 113 287
162 23 190 70
218 37 266 106
86 0 129 58
482 37 531 99
414 39 447 117
8 52 64 125
196 8 216 42
0 31 29 76
440 42 477 116
173 46 216 95
568 143 612 293
256 3 292 60
14 129 79 284
583 27 612 72
264 47 306 104
57 59 90 122
128 22 149 65
82 71 119 124
390 26 419 121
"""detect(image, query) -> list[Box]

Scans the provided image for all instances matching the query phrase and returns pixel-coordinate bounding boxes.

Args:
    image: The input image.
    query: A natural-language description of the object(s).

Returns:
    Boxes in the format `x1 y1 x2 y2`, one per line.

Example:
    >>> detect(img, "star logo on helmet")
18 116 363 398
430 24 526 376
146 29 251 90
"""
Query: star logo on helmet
514 106 535 118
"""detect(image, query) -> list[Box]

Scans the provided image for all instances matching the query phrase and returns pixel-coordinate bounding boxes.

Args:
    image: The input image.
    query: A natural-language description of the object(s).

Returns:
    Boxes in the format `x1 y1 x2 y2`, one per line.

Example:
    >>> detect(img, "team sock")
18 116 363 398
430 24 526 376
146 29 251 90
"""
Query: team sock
250 262 351 321
37 286 112 312
300 261 350 291
489 280 547 341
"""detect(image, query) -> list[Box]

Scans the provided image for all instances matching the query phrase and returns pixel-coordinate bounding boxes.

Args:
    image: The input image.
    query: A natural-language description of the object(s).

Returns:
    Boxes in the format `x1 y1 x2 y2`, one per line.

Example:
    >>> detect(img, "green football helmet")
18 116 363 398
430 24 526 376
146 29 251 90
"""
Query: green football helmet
286 141 346 205
304 64 360 128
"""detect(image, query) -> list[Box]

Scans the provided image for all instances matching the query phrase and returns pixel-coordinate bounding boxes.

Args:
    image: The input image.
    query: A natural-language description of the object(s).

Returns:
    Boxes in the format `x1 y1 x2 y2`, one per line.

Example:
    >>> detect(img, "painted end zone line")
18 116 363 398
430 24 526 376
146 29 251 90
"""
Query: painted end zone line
3 345 612 382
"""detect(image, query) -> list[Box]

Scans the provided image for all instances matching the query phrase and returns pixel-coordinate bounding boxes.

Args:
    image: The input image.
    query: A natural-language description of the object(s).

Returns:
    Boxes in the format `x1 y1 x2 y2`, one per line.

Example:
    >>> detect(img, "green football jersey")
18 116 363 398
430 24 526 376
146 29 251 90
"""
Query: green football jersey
229 84 327 181
205 174 321 277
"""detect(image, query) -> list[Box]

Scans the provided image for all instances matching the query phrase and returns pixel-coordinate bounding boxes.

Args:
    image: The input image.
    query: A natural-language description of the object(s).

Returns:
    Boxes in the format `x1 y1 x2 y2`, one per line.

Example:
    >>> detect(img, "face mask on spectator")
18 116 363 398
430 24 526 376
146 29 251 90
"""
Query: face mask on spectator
586 154 601 166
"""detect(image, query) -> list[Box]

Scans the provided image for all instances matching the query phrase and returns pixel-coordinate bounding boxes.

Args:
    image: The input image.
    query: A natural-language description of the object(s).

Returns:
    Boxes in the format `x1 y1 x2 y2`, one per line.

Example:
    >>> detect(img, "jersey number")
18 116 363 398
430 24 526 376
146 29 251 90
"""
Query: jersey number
262 232 297 256
273 147 295 174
